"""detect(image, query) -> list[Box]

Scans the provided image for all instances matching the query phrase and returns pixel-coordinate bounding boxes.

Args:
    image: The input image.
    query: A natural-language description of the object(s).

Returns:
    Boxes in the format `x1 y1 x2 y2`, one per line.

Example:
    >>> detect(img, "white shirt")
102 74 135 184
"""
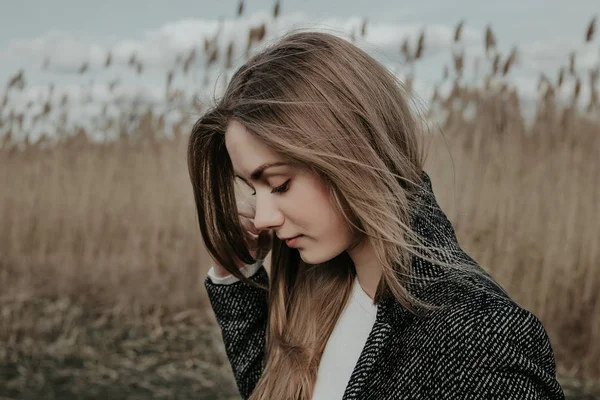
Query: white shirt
311 275 378 399
207 263 378 400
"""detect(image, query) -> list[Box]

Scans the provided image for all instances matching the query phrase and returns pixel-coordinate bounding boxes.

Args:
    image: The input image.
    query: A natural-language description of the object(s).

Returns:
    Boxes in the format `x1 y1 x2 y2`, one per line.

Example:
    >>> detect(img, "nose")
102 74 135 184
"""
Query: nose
252 192 283 232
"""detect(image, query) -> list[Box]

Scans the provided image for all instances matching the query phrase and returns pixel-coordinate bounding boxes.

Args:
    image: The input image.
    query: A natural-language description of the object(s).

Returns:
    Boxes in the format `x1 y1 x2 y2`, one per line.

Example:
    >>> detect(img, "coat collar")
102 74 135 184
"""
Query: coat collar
342 169 467 399
375 169 457 327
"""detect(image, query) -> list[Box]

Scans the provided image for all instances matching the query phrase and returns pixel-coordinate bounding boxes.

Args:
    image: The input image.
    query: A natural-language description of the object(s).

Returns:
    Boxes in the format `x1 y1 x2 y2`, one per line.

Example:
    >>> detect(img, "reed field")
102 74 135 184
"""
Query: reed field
1 4 599 399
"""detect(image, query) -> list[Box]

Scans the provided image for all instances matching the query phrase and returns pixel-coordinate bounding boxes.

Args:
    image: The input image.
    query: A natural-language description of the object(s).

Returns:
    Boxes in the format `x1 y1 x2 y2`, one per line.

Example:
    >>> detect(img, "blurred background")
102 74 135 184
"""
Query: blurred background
0 1 598 398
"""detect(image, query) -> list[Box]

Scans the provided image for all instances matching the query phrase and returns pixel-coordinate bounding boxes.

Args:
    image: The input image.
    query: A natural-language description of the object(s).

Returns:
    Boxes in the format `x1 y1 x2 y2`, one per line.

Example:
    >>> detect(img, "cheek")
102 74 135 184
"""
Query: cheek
302 183 348 238
292 184 354 263
302 182 336 224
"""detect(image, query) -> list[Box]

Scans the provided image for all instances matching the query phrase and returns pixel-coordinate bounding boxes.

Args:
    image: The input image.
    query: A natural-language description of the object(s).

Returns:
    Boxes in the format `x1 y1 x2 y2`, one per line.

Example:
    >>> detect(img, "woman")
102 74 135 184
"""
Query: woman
187 30 565 400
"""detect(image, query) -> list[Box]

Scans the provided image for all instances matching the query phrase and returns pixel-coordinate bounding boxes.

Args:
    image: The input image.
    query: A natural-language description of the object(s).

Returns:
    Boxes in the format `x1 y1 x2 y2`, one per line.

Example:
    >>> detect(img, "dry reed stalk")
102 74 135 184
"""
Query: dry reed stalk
586 16 596 42
573 78 582 103
485 25 496 55
502 46 517 76
400 37 411 63
492 53 500 75
246 24 266 59
207 46 218 68
226 41 234 69
415 30 425 60
237 0 244 17
454 20 464 42
558 67 565 88
183 48 196 75
453 51 464 76
7 70 25 90
569 52 576 76
588 68 599 112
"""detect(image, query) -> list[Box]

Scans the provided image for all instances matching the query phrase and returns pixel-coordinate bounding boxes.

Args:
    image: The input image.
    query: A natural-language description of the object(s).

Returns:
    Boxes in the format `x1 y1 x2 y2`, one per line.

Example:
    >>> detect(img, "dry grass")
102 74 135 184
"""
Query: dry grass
0 128 210 314
1 10 599 399
0 296 240 399
424 86 600 380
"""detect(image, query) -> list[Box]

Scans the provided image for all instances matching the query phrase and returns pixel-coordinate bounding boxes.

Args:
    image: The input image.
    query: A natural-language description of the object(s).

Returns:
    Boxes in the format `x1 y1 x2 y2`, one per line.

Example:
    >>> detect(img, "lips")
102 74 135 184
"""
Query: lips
285 235 302 247
279 234 300 241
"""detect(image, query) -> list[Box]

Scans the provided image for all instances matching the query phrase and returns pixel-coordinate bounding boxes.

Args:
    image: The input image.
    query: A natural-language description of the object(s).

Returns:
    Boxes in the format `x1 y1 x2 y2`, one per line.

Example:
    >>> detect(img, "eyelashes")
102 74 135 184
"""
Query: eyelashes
251 179 291 196
272 179 291 193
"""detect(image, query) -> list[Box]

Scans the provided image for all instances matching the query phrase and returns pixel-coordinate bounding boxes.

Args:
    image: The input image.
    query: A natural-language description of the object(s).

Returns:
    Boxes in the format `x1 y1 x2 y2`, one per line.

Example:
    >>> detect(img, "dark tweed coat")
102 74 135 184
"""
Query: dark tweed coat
204 171 565 399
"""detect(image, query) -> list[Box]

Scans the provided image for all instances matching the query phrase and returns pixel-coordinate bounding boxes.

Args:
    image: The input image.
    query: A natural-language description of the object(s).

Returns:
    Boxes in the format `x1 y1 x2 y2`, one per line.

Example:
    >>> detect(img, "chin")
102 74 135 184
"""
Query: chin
298 248 338 265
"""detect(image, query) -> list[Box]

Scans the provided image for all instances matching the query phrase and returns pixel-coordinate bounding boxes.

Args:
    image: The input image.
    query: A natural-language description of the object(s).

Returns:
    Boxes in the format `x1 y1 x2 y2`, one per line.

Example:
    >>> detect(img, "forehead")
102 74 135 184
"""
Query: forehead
225 119 283 176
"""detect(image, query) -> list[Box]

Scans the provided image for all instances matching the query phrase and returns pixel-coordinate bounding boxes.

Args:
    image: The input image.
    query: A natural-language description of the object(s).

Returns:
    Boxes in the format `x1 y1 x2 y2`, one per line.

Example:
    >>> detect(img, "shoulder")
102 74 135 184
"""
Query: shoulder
412 269 554 364
429 291 554 365
414 293 564 399
407 286 563 397
389 289 565 398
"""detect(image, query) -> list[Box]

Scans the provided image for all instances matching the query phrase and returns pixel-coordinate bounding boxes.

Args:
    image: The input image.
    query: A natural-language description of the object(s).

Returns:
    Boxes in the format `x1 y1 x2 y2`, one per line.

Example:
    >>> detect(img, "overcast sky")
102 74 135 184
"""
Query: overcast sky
0 0 598 141
2 0 597 79
1 0 597 43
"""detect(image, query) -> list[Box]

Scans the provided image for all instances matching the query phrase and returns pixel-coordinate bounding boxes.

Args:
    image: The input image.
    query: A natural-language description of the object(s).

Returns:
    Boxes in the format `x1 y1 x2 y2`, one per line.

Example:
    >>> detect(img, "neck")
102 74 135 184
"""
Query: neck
346 169 431 302
347 237 381 301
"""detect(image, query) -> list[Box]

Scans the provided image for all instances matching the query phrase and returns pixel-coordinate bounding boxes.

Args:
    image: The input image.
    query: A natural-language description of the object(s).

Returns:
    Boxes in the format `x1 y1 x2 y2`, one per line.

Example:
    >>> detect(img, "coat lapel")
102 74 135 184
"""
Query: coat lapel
341 170 446 399
341 300 394 399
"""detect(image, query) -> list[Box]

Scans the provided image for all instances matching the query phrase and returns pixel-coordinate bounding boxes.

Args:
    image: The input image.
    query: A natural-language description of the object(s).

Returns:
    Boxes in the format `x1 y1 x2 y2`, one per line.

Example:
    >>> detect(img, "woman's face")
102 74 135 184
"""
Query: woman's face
225 119 354 264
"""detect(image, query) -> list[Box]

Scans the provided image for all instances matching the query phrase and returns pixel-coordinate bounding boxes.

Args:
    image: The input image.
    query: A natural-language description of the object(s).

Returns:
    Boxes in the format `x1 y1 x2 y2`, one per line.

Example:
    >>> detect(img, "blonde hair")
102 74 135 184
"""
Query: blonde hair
188 29 497 400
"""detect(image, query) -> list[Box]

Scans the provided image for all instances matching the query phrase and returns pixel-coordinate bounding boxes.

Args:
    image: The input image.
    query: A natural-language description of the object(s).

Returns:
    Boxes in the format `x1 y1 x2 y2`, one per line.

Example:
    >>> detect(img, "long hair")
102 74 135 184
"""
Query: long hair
187 30 488 400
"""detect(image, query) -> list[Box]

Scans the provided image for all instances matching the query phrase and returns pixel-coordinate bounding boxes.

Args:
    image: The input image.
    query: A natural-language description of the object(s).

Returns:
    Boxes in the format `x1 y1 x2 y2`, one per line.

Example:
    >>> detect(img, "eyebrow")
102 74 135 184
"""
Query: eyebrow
235 161 291 183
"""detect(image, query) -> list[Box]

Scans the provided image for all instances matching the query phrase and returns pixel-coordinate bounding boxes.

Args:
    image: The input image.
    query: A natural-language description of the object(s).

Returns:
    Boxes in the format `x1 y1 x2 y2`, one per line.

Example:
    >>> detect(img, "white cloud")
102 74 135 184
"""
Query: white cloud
2 10 598 143
6 11 484 75
520 39 600 74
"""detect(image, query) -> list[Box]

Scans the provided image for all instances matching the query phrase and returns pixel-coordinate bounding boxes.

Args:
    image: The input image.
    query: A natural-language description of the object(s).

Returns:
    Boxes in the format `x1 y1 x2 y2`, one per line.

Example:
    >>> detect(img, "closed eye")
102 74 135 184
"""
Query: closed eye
272 179 291 193
251 179 291 196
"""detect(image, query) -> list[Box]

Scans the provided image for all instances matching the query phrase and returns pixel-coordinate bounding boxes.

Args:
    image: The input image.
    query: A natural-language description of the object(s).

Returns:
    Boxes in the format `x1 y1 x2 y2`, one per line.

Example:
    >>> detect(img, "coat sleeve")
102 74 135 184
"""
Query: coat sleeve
204 260 269 399
207 261 265 285
443 300 566 400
